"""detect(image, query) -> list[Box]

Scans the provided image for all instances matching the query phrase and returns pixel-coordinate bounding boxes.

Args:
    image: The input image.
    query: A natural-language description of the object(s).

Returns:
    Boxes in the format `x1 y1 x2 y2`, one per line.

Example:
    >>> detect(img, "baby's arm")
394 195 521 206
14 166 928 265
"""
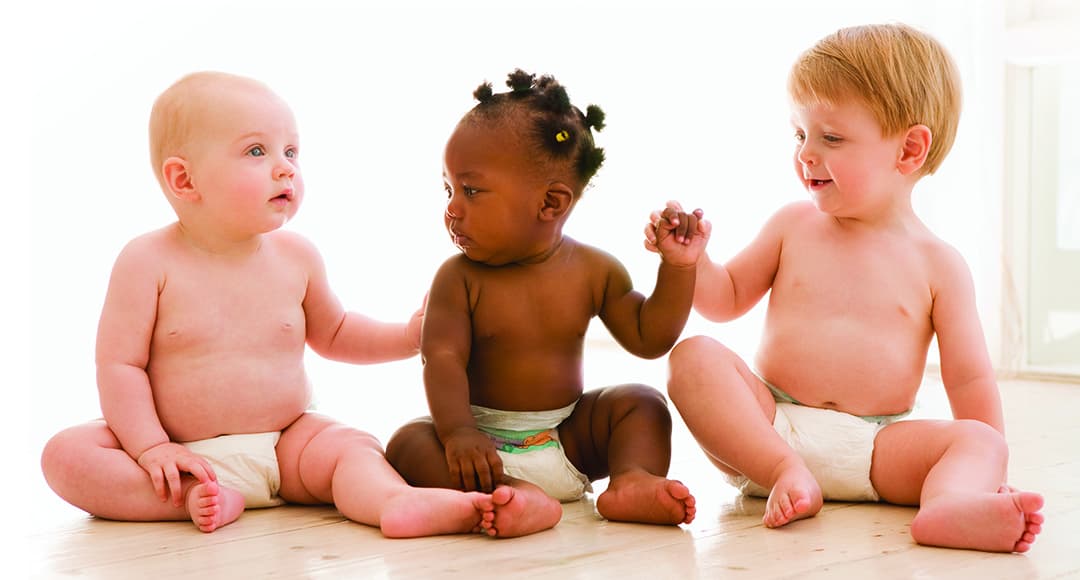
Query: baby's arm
289 232 421 363
930 244 1004 433
648 200 794 322
422 258 503 492
96 239 215 505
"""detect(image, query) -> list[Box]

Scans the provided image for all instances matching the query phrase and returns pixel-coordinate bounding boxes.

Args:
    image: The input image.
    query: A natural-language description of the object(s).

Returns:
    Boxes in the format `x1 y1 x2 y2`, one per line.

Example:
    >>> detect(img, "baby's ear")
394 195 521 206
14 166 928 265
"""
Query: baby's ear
539 182 574 221
161 156 199 201
897 124 931 176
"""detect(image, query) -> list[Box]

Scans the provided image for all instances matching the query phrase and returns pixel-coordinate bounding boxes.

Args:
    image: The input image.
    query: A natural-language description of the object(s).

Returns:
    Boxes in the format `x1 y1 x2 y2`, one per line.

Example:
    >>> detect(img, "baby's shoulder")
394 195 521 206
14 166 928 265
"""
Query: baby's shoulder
763 201 820 233
913 230 972 283
116 224 181 264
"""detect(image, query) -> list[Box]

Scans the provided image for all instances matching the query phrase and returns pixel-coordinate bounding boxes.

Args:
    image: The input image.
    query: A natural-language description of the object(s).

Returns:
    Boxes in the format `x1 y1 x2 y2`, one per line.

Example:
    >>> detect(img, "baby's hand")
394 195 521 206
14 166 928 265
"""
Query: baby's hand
137 441 217 507
644 200 710 268
443 426 503 493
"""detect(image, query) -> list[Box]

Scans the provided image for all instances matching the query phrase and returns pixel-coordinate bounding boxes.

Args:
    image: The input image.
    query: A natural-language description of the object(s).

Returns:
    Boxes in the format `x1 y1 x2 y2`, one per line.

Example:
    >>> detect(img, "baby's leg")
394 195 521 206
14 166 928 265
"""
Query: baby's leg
40 420 243 532
385 416 561 537
275 413 495 538
666 336 821 528
561 384 696 525
871 419 1044 552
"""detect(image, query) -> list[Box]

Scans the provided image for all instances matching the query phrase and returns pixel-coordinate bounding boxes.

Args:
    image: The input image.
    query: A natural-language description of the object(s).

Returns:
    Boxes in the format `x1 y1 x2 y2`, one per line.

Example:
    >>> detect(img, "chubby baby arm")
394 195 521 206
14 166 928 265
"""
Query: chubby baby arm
96 237 215 504
929 243 1005 432
287 231 422 363
423 259 504 492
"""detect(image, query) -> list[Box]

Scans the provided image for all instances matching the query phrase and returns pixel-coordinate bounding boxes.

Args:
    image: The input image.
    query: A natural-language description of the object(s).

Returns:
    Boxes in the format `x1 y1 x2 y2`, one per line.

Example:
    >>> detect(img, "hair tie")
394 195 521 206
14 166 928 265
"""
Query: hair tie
555 130 570 142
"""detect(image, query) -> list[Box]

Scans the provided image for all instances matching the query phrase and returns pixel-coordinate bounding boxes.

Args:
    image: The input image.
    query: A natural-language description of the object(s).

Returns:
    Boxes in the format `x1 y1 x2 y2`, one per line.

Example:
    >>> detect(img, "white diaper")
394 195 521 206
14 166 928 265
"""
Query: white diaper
726 402 899 502
473 403 592 502
183 431 284 508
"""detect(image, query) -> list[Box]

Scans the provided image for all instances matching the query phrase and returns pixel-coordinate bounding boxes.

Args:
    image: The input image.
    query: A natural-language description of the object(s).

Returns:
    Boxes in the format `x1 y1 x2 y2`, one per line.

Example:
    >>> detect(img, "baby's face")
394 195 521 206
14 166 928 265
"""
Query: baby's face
185 84 304 236
789 99 906 218
441 121 550 265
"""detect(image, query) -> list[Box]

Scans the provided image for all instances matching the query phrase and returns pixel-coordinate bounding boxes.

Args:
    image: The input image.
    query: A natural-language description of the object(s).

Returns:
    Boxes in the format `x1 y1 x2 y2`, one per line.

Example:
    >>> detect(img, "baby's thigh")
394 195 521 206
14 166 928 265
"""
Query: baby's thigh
276 412 383 503
560 384 670 477
669 336 776 417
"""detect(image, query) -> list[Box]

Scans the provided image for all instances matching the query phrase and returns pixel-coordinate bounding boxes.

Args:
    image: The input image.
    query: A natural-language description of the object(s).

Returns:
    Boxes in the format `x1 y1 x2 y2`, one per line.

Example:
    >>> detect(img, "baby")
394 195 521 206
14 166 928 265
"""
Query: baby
649 24 1044 553
41 71 495 537
386 70 704 537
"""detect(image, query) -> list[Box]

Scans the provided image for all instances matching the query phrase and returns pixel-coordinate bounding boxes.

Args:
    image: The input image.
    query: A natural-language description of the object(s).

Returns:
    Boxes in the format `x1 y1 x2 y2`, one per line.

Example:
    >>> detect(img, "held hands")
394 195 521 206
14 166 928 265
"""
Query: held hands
644 200 710 268
136 441 217 506
443 426 504 493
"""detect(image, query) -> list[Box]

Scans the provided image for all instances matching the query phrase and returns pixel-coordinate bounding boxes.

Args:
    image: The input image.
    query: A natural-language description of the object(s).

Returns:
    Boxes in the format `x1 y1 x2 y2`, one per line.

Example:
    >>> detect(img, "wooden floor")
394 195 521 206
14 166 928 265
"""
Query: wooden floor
22 347 1080 579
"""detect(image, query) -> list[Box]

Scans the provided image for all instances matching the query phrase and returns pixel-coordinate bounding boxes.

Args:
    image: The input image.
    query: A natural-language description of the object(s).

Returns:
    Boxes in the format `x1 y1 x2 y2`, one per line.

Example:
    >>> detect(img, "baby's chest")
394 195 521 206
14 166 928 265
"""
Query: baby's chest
775 248 931 320
154 274 306 351
468 274 599 340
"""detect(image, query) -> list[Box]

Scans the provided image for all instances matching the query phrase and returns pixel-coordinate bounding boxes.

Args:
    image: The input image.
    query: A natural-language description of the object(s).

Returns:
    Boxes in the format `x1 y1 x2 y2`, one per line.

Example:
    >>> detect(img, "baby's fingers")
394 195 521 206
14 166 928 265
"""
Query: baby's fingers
147 466 168 502
164 464 184 506
643 223 660 253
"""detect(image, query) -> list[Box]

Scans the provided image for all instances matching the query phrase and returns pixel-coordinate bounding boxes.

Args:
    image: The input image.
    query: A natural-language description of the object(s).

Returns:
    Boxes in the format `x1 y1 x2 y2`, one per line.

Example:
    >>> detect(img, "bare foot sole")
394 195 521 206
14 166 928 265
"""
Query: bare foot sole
482 484 562 538
911 490 1044 552
379 490 495 539
763 464 822 528
596 471 696 525
186 481 244 533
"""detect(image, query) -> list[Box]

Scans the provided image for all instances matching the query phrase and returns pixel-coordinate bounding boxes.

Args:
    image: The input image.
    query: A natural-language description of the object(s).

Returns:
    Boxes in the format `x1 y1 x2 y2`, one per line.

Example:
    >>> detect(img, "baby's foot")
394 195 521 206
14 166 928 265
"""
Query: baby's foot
911 490 1044 552
481 484 562 538
186 480 244 533
378 489 494 538
597 470 696 525
763 462 822 528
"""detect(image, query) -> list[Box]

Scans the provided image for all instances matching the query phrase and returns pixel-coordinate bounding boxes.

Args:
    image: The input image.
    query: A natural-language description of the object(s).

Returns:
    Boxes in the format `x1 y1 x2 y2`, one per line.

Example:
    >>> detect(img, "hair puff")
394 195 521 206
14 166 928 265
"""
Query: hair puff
506 69 535 93
584 105 606 132
473 82 494 103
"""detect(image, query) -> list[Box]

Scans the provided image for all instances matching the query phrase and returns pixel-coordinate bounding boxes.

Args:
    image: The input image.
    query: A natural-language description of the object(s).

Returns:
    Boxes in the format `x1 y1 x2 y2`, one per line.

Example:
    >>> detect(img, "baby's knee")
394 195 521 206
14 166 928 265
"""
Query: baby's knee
952 419 1009 464
41 425 98 486
667 336 736 393
385 419 437 460
606 384 672 427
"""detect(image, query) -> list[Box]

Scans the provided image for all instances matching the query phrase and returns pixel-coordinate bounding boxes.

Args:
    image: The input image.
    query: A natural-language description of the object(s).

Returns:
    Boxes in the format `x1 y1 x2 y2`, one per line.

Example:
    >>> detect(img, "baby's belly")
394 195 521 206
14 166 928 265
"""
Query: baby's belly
151 363 311 442
756 325 925 416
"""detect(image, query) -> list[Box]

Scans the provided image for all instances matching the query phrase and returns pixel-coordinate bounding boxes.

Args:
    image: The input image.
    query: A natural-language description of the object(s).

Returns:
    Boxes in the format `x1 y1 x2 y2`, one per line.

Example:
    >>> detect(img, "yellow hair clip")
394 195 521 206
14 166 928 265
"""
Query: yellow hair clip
555 130 570 142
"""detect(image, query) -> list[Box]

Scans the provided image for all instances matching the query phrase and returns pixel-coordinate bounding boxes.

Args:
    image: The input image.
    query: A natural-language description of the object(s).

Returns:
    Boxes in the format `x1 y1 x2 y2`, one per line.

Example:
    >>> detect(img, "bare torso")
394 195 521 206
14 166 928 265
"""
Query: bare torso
454 239 610 411
754 206 941 416
144 226 311 441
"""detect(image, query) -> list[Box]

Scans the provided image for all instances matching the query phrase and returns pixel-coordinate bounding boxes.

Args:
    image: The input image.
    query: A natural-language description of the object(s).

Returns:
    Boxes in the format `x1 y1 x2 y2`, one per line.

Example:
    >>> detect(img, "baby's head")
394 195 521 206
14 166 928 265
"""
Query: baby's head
148 72 302 228
788 23 961 176
458 69 606 198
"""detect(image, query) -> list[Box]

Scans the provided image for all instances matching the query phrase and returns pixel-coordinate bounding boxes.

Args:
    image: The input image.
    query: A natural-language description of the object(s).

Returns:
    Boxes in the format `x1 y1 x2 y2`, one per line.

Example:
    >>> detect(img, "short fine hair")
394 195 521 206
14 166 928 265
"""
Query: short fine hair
148 71 269 188
788 23 962 175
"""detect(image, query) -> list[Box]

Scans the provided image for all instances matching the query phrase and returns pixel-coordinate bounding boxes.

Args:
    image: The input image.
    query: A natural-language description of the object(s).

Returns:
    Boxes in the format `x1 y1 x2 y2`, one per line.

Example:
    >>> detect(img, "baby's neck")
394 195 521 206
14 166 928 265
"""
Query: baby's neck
516 235 571 266
173 221 264 258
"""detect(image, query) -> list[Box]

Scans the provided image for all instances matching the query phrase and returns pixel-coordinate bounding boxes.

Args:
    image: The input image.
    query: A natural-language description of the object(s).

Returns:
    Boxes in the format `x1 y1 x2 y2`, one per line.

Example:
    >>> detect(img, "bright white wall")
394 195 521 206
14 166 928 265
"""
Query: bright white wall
18 1 1007 455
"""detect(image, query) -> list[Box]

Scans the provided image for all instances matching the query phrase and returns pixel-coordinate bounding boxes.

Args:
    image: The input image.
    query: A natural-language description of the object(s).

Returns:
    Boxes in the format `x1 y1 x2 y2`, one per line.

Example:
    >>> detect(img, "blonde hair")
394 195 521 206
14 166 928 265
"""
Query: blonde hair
788 23 961 175
148 71 270 189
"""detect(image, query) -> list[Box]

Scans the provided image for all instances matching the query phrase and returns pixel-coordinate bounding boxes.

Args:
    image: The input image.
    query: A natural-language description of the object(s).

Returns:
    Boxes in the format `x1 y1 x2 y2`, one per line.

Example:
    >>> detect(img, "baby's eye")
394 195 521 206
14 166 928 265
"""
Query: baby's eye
793 131 806 143
823 134 842 143
285 147 298 159
247 146 265 157
462 185 478 197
